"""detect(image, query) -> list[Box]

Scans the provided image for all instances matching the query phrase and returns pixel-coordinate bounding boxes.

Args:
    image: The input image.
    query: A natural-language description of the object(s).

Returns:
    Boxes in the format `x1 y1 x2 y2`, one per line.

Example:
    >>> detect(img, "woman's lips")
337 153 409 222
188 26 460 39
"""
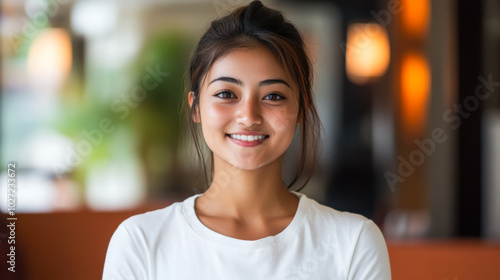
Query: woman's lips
226 134 269 147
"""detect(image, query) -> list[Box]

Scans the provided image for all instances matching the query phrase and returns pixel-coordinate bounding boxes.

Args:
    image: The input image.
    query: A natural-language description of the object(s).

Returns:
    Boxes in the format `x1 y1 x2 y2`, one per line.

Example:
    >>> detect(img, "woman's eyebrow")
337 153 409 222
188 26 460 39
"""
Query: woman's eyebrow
259 79 291 88
209 76 291 88
209 76 242 86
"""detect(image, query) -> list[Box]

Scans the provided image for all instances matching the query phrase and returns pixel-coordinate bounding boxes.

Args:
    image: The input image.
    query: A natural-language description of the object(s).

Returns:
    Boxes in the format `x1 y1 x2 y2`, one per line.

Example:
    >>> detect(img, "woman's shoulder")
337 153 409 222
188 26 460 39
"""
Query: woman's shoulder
117 194 197 233
297 192 376 233
298 192 389 268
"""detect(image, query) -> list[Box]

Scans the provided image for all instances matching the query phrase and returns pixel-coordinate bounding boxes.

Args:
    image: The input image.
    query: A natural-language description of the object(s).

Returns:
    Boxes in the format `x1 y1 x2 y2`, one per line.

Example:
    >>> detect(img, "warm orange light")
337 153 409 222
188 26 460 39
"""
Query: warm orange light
401 0 430 36
27 28 72 91
401 53 430 135
346 23 390 84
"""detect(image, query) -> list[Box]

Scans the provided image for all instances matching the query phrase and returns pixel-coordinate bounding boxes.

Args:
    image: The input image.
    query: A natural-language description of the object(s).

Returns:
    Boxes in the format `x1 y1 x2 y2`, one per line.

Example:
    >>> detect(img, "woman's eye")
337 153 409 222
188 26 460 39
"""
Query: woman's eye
214 90 235 99
264 93 285 101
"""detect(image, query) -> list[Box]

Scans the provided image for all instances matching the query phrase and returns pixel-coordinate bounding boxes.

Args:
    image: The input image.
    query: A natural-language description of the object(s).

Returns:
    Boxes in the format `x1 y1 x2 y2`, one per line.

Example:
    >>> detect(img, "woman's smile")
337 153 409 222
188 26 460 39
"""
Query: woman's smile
226 133 270 147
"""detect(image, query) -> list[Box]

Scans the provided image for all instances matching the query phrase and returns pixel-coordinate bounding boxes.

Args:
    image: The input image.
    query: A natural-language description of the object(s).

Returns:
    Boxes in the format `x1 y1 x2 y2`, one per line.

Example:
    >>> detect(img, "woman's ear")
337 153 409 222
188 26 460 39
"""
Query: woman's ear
188 91 201 123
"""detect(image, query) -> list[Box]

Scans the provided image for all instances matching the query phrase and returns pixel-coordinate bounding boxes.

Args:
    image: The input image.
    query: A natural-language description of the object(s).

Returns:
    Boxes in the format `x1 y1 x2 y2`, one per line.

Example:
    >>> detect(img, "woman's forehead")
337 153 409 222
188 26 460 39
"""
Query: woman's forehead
202 46 293 88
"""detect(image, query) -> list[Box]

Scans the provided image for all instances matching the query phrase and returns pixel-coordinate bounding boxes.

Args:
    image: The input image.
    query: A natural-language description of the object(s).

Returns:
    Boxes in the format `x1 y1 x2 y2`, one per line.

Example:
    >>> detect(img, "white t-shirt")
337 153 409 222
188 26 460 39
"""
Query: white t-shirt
103 191 391 279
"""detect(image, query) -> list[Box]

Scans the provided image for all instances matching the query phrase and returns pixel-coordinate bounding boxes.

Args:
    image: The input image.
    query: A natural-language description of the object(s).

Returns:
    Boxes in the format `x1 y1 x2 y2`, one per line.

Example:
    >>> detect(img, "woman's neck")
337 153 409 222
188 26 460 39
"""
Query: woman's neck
195 156 298 222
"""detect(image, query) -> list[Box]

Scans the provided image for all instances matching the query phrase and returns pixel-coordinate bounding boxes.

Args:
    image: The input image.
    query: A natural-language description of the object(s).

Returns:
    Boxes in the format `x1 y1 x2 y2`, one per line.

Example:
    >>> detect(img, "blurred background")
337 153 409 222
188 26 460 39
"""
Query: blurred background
1 0 499 279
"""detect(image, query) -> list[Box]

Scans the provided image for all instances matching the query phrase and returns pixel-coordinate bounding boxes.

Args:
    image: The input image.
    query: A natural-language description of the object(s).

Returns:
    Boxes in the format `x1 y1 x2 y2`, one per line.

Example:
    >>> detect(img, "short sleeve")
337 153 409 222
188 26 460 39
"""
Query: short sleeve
102 222 148 280
347 219 391 280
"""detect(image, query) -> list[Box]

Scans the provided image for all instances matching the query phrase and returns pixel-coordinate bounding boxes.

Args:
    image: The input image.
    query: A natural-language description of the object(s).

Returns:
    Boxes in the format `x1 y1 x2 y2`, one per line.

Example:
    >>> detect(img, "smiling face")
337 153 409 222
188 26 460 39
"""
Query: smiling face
188 44 300 171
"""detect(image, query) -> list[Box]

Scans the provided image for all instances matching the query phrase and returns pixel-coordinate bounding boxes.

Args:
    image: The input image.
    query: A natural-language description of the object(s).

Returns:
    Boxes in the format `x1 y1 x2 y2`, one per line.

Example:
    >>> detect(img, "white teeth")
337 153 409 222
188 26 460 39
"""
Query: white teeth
228 134 267 141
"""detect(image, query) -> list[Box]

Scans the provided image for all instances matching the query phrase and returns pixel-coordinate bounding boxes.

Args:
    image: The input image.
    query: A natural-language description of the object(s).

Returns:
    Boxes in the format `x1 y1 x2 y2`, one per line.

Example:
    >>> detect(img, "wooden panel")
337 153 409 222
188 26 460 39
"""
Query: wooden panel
1 201 171 280
388 240 500 280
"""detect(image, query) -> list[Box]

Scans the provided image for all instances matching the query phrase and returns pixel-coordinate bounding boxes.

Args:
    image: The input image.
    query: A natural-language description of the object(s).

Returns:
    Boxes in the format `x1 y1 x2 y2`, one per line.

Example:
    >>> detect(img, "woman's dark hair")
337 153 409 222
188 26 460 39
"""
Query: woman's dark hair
182 0 323 191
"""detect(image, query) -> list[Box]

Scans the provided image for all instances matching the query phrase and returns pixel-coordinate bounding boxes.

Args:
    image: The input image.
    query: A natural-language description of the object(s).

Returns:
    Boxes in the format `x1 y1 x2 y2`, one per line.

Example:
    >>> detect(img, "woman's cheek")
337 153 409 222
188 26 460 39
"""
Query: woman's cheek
203 104 226 123
269 108 298 132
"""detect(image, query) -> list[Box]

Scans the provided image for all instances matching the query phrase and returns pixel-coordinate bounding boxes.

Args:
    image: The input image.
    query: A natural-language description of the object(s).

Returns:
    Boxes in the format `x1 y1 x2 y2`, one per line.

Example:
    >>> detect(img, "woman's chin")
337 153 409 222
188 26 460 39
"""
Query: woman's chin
228 158 278 171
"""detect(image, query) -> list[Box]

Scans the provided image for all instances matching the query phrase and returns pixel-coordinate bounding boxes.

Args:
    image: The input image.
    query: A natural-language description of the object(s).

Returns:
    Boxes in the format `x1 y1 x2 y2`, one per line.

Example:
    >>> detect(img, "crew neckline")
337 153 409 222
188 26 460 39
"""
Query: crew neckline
181 191 308 248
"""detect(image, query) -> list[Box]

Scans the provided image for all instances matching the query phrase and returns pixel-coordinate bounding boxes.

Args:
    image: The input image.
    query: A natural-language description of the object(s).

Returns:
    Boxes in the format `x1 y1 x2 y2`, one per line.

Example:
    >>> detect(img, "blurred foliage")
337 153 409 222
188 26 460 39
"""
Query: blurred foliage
131 31 191 151
52 30 192 195
129 31 192 194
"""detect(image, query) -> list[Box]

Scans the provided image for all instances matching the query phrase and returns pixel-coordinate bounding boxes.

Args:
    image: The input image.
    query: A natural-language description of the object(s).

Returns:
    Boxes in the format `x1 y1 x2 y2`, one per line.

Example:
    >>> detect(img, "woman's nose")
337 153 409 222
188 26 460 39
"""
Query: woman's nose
236 97 262 126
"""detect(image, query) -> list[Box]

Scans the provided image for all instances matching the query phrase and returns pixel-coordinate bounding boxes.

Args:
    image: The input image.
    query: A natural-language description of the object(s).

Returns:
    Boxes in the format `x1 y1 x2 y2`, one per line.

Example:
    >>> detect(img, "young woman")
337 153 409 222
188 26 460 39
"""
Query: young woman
103 1 391 279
